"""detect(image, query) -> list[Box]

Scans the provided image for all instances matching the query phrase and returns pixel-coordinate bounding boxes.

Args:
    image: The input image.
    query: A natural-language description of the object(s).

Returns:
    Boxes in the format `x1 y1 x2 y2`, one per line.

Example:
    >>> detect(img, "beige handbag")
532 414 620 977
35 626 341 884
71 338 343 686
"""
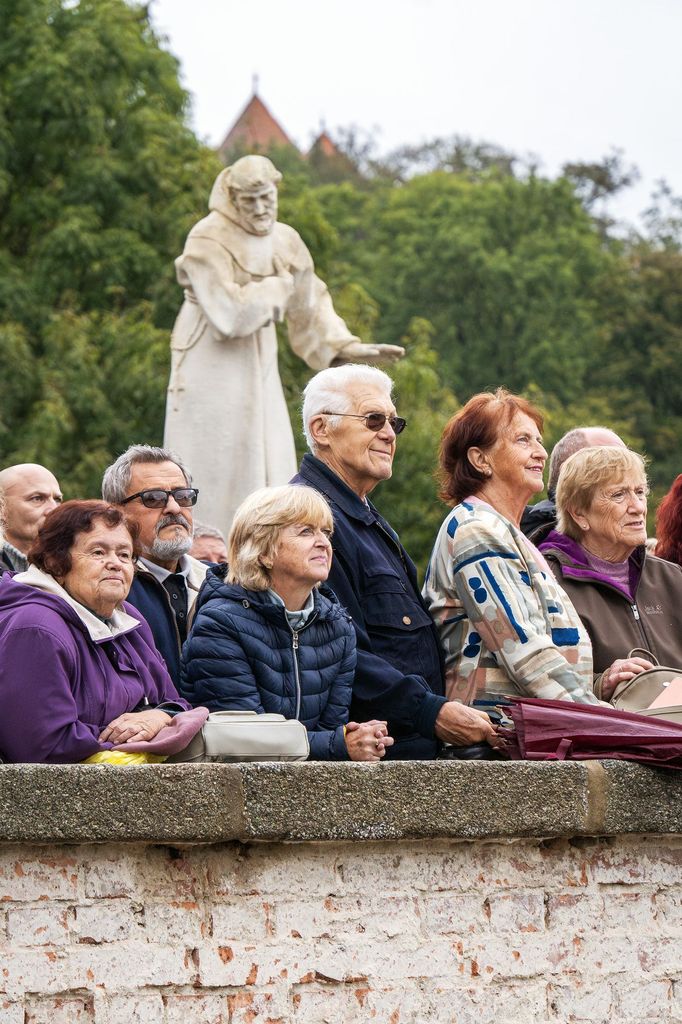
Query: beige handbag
600 648 682 721
167 710 310 763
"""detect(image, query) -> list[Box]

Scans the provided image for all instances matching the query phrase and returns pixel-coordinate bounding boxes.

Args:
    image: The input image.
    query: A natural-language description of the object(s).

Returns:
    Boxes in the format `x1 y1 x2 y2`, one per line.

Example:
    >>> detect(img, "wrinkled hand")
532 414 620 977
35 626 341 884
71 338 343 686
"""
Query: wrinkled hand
344 720 395 762
332 341 405 366
434 702 500 747
599 657 655 700
99 709 173 745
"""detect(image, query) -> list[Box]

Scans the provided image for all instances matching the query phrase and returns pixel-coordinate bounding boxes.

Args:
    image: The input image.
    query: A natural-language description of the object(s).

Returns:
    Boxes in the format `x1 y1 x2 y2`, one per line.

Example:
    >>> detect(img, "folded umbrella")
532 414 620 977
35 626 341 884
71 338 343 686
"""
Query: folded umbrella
504 697 682 769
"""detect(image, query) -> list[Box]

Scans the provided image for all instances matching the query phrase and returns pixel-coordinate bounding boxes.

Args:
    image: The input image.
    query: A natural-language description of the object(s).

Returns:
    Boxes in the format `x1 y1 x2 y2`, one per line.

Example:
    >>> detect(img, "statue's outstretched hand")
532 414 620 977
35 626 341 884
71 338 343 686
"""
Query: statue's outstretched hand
333 341 405 366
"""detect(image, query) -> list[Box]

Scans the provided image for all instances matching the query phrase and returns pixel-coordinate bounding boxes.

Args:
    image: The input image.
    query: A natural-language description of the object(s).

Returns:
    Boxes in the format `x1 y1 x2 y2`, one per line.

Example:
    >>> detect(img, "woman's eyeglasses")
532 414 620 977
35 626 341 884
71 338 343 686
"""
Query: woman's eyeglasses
322 412 407 435
121 487 199 509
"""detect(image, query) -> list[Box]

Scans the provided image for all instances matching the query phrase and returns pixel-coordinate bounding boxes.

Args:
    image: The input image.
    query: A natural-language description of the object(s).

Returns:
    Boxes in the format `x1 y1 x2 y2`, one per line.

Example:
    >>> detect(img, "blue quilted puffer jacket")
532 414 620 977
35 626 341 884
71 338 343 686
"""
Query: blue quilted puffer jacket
179 567 356 760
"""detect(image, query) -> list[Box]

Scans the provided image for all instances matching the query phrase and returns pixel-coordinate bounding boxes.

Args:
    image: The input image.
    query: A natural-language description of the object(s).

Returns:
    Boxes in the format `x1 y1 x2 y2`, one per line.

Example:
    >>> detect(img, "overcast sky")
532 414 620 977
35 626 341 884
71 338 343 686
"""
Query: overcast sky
149 0 681 228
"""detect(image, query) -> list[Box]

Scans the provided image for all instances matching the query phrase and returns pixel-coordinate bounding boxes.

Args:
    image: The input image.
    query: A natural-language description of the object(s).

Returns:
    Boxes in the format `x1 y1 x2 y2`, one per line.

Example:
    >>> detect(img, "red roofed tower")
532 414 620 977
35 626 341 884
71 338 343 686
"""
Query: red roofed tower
218 84 298 160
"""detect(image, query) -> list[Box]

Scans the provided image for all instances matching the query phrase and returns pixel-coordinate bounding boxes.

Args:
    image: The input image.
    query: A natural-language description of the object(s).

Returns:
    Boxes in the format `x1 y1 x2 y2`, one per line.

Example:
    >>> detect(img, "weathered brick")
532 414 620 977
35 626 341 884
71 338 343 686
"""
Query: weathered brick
163 992 228 1024
484 891 546 933
211 897 270 942
194 943 294 988
544 892 605 934
587 838 682 886
83 849 203 900
0 943 194 998
425 980 549 1024
614 978 673 1019
0 854 79 902
420 892 489 935
0 1000 23 1024
142 899 209 944
225 987 289 1024
24 995 94 1024
548 979 614 1022
6 905 72 946
74 899 142 943
209 844 339 899
270 894 420 942
95 992 164 1024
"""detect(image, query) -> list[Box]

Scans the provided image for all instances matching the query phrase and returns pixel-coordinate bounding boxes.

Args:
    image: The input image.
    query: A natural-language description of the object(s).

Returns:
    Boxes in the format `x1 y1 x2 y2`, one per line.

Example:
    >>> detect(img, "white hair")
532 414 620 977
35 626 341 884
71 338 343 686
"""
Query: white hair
301 364 394 452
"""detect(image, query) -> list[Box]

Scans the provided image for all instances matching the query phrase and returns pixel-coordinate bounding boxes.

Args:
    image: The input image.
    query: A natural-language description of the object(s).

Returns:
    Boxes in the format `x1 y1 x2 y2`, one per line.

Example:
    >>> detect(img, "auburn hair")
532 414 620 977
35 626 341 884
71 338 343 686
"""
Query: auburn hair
656 474 682 567
440 388 543 506
29 500 140 579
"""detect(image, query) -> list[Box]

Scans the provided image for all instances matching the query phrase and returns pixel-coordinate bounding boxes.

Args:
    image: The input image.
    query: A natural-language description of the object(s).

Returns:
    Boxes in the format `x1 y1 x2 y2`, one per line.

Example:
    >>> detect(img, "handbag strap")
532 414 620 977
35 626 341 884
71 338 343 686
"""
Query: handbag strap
628 647 658 665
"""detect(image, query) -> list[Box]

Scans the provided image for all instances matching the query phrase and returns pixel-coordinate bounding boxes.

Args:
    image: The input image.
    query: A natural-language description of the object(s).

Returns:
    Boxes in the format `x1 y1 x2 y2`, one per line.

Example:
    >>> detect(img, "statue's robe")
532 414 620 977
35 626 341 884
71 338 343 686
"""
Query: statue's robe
164 189 357 533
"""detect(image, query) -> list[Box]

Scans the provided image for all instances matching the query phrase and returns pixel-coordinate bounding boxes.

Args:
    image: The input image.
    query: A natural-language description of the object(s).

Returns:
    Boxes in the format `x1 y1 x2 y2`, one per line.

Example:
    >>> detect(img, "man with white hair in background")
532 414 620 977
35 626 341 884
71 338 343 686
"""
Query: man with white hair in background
292 364 498 760
521 426 625 543
0 463 62 573
102 445 208 684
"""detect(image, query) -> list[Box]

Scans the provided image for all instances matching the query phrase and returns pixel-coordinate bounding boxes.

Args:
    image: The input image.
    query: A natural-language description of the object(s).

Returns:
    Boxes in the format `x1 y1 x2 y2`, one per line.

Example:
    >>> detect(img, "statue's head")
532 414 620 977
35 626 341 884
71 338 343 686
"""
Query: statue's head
218 155 282 236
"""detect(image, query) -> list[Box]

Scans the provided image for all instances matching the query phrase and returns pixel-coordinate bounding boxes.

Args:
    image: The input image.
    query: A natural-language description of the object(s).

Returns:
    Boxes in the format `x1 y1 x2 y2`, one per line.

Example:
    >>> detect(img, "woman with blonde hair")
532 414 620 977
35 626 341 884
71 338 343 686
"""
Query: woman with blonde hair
541 445 682 698
180 485 392 761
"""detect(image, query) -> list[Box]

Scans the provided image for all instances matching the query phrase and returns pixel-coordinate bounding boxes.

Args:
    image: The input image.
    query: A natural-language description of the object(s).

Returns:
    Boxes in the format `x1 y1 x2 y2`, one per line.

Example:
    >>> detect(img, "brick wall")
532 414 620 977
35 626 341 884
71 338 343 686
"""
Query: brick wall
1 834 682 1023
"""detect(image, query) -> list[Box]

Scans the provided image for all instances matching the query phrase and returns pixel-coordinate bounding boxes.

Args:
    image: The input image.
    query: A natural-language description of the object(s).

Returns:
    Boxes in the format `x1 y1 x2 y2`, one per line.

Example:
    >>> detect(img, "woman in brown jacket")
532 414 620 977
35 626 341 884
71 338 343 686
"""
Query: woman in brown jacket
540 446 682 700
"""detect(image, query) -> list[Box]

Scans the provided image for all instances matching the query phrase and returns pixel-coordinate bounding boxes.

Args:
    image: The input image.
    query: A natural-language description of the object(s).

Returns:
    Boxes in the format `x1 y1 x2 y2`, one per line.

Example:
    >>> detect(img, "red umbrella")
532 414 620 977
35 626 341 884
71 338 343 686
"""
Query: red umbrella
503 697 682 769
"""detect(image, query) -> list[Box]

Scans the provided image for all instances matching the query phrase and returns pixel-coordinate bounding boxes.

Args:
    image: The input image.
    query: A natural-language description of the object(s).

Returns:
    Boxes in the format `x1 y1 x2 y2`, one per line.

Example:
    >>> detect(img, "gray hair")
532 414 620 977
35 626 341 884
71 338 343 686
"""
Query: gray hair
192 521 226 543
301 364 394 452
101 445 192 503
547 426 623 497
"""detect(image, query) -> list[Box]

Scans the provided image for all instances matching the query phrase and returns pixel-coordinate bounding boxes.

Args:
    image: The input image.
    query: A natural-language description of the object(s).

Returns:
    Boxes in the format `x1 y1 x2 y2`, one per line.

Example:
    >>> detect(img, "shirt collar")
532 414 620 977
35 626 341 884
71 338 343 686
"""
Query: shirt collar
139 554 191 584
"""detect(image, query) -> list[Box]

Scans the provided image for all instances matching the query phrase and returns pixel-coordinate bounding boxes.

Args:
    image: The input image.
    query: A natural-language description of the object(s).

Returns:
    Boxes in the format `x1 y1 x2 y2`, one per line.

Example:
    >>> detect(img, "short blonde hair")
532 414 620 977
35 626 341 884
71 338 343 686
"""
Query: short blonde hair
556 446 648 541
227 485 333 590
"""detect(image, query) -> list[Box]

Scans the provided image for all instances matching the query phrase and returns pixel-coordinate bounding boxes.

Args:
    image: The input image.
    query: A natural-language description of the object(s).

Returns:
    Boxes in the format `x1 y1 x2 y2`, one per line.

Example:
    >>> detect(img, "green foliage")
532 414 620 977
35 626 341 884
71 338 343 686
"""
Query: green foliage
2 2 682 571
0 0 219 496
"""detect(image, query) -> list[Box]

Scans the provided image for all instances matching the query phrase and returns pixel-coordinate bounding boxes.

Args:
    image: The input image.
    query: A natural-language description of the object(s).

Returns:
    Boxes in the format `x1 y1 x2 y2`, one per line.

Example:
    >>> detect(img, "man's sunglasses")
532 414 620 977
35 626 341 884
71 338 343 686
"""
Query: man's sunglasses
322 412 407 435
121 487 199 509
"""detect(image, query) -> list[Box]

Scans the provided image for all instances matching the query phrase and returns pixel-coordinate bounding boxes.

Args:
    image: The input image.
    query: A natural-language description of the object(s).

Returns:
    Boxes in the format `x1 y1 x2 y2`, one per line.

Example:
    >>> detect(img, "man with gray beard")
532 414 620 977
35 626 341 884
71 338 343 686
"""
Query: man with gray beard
102 445 209 684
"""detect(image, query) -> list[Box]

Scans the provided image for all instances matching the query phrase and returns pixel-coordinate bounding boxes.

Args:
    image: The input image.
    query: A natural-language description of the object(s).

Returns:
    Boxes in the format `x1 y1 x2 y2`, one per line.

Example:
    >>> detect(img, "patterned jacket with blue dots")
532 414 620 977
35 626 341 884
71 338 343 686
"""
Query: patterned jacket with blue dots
422 498 599 705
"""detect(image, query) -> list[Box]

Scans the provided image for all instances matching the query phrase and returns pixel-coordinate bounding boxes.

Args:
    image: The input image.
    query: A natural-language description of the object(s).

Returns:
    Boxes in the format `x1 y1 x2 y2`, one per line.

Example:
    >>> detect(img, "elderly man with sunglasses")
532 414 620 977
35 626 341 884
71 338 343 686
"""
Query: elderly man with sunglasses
292 365 497 759
102 445 209 684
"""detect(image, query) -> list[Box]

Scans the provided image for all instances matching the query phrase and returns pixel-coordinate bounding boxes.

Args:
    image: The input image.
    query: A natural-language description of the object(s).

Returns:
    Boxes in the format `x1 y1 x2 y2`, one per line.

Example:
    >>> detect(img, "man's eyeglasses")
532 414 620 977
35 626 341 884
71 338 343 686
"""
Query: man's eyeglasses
121 488 199 510
322 412 407 435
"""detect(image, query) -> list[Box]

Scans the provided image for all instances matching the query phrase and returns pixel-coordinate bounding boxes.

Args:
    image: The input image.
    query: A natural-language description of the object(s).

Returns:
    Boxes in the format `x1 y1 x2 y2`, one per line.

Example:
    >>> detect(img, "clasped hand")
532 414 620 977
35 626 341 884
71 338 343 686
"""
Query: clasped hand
344 720 394 762
99 709 172 745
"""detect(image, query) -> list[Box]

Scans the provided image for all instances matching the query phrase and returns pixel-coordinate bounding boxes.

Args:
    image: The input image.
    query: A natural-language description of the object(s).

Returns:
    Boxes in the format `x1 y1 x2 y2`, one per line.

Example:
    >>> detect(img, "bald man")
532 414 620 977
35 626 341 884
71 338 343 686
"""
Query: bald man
521 427 625 543
0 464 62 572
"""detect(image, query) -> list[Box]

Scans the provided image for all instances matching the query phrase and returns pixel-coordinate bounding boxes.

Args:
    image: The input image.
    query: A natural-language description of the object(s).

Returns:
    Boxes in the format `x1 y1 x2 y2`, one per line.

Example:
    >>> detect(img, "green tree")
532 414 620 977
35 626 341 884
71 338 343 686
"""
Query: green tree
0 0 220 495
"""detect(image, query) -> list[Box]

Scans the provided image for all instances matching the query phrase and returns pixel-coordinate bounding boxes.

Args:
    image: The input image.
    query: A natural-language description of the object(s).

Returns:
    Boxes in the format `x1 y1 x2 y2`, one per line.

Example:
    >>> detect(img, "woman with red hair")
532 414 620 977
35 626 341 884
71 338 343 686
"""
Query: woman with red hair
423 388 601 707
656 475 682 567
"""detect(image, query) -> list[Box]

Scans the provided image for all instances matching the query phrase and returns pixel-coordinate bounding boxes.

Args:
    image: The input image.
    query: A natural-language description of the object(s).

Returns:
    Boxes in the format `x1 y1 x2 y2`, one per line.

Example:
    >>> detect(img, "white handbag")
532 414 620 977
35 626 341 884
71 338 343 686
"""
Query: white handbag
168 710 310 763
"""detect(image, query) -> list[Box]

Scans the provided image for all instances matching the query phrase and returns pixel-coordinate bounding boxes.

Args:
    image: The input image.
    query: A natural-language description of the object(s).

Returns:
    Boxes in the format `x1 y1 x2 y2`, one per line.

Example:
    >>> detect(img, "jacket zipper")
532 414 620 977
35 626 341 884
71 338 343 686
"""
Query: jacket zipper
630 602 654 652
288 613 317 721
291 631 301 719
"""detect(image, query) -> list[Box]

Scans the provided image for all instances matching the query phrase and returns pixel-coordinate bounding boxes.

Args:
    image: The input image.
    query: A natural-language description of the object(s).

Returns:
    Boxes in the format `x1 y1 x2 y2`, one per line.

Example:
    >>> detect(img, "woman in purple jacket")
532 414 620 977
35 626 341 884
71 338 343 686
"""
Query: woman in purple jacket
0 500 189 763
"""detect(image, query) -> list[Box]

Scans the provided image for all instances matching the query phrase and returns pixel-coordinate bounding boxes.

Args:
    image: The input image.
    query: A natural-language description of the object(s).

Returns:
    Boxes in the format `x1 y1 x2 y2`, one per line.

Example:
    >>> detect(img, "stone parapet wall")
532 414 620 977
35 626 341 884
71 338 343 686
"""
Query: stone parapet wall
1 761 682 1022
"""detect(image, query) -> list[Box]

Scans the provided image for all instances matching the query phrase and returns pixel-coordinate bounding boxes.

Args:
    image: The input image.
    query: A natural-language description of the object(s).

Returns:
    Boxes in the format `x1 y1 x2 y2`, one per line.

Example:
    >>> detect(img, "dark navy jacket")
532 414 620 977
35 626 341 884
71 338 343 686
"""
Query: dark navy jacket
179 567 356 761
126 572 183 685
292 454 446 759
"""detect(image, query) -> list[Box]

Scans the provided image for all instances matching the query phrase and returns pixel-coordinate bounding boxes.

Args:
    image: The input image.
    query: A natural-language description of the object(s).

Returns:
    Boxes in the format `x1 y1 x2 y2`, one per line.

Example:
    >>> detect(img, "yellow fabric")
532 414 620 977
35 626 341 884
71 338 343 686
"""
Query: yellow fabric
82 751 167 765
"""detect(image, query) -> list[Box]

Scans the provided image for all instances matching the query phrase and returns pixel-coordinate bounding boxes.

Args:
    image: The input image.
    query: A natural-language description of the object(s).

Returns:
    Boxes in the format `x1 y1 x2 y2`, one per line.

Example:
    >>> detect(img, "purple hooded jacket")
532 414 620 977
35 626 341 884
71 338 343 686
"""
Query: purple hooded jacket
0 571 189 764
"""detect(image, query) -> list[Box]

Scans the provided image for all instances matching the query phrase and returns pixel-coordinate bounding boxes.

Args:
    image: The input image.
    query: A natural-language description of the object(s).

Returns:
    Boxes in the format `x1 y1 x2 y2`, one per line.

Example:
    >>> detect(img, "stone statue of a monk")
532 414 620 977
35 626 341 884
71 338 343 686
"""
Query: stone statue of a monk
163 155 403 532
